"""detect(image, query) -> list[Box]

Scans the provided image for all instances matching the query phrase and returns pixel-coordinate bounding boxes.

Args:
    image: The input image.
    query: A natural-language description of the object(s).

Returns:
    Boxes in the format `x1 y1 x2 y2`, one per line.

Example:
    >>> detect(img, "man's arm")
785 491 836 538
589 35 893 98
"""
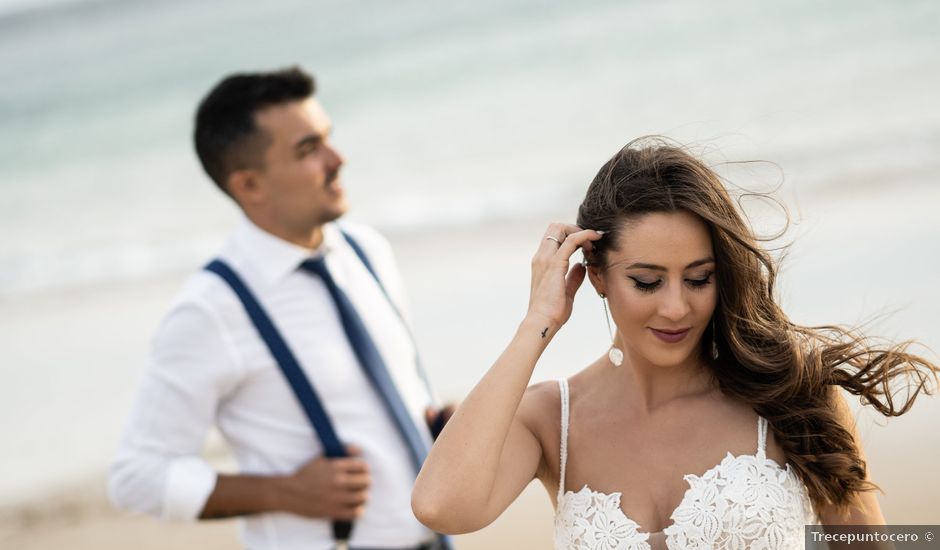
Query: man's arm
200 446 369 520
108 296 372 521
108 300 242 519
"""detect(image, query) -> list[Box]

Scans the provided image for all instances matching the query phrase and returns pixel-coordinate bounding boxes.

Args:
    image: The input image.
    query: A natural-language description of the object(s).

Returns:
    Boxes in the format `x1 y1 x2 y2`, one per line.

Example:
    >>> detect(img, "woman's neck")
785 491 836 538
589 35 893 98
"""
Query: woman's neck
607 344 715 415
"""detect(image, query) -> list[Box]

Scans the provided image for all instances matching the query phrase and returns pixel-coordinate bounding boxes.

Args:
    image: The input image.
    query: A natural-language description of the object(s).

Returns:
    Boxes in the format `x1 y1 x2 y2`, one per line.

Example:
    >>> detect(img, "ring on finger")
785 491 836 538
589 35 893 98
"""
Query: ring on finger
545 235 563 245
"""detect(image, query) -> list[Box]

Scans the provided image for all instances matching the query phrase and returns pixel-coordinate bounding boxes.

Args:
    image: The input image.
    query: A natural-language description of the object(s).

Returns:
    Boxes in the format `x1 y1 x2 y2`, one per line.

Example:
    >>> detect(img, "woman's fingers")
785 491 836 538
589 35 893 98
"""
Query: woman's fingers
564 262 587 301
535 223 585 257
527 223 604 325
532 223 582 298
553 227 605 261
532 224 604 275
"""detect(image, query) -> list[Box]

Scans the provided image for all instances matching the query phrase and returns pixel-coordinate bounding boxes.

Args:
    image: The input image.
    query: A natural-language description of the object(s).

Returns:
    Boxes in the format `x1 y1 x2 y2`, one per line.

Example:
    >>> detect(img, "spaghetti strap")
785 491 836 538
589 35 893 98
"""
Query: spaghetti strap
757 416 768 457
557 377 570 502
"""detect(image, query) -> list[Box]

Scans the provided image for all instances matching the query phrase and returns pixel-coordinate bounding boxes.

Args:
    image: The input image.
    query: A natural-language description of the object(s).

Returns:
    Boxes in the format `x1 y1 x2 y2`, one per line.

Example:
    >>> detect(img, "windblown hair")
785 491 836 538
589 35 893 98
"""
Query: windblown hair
576 136 939 513
194 66 315 194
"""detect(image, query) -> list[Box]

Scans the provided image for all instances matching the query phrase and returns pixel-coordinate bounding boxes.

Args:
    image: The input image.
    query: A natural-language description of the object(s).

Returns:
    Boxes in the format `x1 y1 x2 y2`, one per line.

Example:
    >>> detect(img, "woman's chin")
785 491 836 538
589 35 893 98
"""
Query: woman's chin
638 346 700 369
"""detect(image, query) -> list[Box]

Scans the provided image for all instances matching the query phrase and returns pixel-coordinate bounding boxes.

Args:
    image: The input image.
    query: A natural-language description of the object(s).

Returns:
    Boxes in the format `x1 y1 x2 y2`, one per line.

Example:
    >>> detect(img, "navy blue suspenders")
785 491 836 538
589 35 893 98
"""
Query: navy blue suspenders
204 230 449 550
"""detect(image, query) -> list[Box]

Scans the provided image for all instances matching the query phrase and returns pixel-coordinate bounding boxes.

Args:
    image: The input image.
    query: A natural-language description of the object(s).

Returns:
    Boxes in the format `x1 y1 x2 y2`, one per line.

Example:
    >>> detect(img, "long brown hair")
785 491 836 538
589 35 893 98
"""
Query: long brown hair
576 136 939 513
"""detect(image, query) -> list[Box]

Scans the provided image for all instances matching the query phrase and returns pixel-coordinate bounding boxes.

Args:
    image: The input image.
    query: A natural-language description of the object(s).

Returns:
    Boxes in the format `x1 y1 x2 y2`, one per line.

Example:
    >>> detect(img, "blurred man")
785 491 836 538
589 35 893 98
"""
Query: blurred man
109 67 449 550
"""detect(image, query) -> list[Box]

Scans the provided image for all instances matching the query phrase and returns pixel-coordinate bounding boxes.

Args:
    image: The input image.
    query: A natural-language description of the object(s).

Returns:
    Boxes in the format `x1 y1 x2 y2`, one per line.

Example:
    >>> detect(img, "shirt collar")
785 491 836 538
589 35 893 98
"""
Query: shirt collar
231 216 340 285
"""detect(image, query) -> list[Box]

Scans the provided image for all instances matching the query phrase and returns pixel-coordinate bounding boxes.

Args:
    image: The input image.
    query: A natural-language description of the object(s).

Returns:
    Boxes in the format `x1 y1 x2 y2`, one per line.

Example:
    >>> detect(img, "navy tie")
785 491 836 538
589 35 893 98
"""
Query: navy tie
300 256 429 472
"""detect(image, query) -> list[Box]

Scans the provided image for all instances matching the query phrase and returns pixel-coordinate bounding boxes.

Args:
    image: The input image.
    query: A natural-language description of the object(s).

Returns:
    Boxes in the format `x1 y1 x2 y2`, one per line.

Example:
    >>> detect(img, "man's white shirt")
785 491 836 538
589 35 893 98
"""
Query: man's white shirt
109 218 436 550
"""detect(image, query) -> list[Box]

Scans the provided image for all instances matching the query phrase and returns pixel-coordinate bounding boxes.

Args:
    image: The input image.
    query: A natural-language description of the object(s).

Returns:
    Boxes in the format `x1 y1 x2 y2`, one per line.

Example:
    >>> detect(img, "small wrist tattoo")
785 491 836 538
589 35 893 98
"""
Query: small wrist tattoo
541 327 549 338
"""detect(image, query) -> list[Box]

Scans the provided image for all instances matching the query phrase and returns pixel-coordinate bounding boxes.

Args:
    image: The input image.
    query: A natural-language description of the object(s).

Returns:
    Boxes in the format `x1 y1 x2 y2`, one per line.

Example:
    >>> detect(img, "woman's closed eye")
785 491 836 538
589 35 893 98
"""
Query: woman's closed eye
688 271 713 288
628 271 713 293
628 277 662 292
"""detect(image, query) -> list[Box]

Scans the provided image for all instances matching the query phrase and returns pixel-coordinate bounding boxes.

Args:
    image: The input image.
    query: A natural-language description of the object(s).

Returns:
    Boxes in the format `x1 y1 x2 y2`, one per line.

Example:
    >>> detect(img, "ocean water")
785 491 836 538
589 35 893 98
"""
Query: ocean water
3 0 939 297
2 0 939 509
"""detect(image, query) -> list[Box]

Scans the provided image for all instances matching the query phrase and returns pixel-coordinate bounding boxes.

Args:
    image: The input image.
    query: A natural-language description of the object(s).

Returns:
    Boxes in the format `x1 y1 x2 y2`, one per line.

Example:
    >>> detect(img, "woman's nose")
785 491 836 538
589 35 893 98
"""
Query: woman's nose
658 285 691 321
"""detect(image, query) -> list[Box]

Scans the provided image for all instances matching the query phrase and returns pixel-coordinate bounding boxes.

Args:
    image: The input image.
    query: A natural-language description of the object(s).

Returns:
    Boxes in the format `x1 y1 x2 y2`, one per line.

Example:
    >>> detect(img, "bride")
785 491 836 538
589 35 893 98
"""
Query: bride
410 138 939 549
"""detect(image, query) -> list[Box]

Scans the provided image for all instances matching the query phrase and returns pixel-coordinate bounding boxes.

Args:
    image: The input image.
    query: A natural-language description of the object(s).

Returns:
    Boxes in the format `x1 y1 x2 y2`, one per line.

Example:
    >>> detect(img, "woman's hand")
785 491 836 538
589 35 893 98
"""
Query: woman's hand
527 223 604 330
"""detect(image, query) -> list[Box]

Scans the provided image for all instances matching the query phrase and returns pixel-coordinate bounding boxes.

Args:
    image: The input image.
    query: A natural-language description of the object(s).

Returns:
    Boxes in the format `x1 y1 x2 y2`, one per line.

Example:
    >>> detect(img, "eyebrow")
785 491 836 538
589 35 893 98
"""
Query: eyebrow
293 126 332 151
624 257 715 271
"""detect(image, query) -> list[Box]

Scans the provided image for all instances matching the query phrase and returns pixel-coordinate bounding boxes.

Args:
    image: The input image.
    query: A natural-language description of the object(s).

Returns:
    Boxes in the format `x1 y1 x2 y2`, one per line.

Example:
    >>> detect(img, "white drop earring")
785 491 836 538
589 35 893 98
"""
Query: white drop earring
600 292 623 367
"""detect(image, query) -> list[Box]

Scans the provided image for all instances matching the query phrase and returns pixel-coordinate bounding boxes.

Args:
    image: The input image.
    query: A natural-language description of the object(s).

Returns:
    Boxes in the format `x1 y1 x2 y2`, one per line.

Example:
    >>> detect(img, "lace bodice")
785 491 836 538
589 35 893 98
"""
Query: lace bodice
553 378 816 550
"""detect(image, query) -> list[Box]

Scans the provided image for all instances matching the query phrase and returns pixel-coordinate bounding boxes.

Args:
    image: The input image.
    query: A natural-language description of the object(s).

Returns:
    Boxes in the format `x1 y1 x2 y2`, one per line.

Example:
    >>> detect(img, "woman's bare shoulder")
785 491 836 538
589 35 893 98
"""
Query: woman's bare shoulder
519 364 604 431
518 379 562 429
517 373 590 487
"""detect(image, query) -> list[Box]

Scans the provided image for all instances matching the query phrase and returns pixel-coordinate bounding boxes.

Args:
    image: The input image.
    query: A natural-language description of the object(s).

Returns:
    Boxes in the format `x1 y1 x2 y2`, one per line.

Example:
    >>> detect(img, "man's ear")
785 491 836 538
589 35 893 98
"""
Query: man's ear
227 168 264 206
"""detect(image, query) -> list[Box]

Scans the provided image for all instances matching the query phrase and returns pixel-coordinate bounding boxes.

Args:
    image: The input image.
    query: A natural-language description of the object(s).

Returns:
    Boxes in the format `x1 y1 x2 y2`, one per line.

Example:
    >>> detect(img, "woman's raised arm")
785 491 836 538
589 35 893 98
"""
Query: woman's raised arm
411 224 602 534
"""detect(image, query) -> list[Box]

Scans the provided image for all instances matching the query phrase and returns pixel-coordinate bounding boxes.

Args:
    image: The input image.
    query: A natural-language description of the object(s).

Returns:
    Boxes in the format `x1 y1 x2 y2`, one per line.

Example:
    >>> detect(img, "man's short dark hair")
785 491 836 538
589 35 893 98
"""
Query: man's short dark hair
194 66 315 193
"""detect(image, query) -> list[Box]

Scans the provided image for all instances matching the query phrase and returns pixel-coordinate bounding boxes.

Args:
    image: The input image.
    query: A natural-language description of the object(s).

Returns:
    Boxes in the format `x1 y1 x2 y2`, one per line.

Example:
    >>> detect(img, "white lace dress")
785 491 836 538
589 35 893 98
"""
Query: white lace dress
553 378 817 550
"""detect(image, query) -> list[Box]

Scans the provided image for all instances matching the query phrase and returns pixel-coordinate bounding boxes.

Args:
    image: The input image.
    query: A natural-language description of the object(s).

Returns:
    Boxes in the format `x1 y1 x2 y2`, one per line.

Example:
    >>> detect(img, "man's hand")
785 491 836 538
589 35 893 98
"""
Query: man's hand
425 404 458 439
198 445 371 520
277 445 371 520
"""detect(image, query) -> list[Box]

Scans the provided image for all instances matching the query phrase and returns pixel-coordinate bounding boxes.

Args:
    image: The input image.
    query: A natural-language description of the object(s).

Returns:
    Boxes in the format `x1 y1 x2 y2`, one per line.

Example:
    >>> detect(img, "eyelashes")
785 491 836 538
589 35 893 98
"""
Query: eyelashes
628 271 714 293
